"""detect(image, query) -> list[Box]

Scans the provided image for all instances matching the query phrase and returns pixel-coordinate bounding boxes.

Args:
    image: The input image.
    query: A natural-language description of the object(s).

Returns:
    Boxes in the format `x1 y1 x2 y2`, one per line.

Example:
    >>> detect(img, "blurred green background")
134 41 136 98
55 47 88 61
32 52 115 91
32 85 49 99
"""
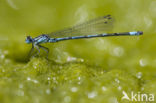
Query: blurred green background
0 0 156 103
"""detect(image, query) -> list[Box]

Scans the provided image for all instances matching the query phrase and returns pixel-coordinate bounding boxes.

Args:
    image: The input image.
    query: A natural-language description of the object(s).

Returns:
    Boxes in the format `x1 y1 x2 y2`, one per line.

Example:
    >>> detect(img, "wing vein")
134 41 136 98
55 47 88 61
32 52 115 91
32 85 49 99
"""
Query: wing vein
48 15 113 38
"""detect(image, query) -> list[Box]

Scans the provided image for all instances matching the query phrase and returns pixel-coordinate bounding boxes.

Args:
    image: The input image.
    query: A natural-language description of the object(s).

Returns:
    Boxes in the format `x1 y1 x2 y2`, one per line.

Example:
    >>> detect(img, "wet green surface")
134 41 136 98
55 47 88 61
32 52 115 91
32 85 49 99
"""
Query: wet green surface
0 0 156 103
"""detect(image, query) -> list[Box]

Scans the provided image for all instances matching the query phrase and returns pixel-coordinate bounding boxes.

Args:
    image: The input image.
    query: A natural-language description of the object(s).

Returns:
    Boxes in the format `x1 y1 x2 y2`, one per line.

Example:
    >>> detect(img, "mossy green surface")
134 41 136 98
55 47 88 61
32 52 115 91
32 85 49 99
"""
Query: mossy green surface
0 0 156 103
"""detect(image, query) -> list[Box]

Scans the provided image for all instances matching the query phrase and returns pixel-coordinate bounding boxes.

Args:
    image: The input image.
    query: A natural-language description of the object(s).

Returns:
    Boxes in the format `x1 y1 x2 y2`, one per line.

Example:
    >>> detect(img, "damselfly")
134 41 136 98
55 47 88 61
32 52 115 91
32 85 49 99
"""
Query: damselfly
25 15 143 57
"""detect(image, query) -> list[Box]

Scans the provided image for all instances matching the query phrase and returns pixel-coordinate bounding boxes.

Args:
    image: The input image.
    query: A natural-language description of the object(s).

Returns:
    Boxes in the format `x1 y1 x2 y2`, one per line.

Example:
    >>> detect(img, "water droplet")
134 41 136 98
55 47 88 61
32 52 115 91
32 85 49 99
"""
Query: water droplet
33 79 39 84
115 78 120 83
64 96 71 103
17 90 24 96
4 50 8 54
80 58 84 62
141 87 144 91
77 81 81 85
64 77 68 80
67 56 77 62
118 86 122 90
112 47 124 57
100 70 106 74
88 91 97 99
53 77 56 80
47 77 51 80
71 87 78 92
1 54 4 59
33 62 38 69
46 89 51 94
109 97 118 103
136 72 142 79
2 69 5 72
19 84 23 89
62 91 67 95
59 66 63 69
27 77 31 81
139 59 147 67
101 86 107 91
78 77 81 80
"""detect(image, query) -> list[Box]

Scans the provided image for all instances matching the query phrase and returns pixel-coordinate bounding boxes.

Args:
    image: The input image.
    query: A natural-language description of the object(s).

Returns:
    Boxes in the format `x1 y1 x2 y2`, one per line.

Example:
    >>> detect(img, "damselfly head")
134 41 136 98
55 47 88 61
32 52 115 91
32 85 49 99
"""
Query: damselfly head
25 36 33 44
